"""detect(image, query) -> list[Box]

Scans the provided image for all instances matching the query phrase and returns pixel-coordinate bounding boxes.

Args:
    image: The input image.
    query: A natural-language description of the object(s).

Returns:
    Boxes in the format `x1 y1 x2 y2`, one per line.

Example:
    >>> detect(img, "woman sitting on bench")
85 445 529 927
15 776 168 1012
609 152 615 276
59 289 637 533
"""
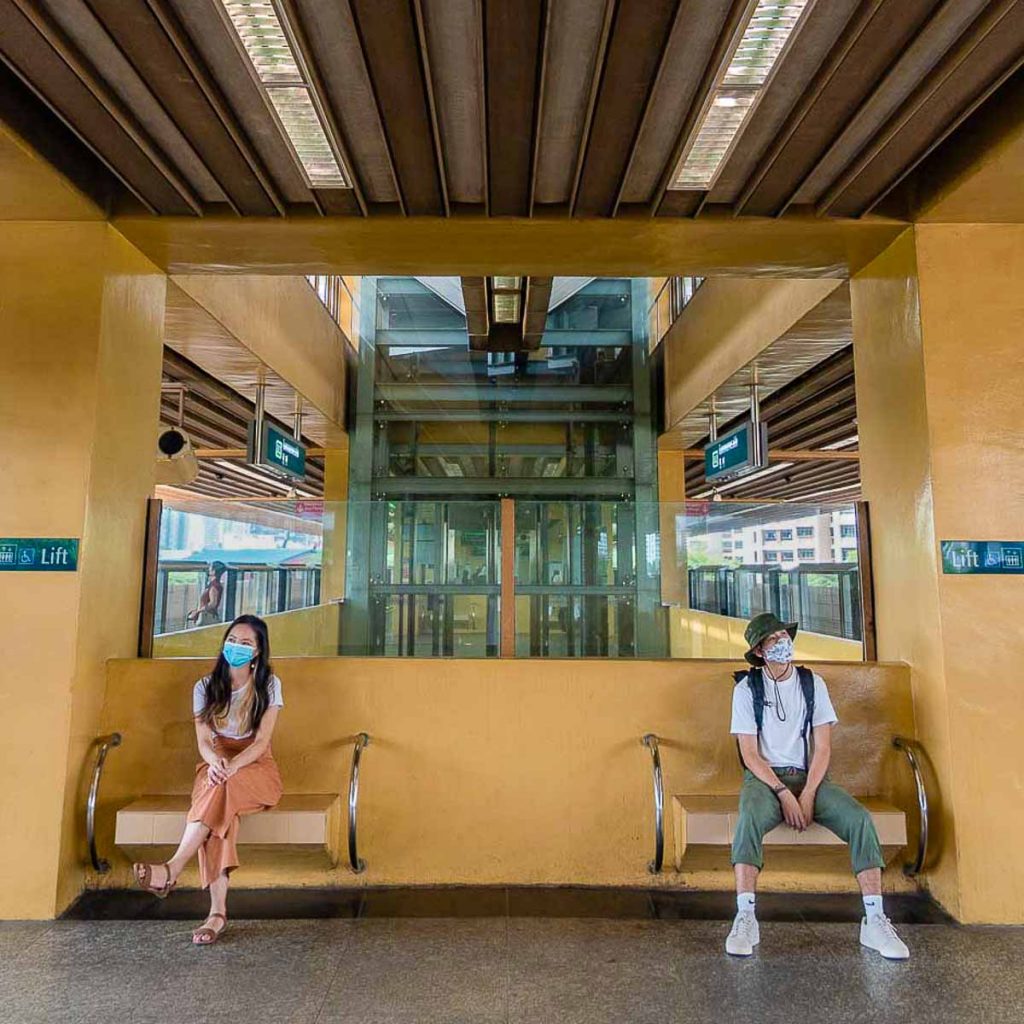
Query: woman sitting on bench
133 613 284 945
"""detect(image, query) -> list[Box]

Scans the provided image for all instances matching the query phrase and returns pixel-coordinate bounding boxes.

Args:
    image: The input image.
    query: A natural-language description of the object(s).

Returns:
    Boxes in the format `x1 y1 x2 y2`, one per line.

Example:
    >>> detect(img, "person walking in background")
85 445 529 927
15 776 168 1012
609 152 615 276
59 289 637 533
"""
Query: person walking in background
133 614 284 945
725 612 910 961
186 560 227 627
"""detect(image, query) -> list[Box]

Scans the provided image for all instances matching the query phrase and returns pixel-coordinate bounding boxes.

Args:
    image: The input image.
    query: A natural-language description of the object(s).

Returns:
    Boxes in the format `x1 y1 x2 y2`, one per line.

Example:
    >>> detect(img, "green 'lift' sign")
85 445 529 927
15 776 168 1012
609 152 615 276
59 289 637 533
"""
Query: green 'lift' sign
704 421 767 483
0 538 79 572
247 421 306 481
941 540 1023 575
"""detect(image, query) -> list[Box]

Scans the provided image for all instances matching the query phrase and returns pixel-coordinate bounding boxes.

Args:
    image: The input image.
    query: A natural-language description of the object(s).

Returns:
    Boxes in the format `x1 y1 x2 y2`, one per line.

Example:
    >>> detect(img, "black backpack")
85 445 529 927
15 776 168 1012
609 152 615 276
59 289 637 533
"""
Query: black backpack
732 666 816 771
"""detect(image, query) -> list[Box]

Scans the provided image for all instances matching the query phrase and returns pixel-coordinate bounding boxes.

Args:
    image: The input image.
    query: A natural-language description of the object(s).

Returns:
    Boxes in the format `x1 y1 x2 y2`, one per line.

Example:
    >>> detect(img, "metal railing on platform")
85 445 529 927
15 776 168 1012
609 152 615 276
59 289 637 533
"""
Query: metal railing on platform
641 733 664 874
87 733 121 873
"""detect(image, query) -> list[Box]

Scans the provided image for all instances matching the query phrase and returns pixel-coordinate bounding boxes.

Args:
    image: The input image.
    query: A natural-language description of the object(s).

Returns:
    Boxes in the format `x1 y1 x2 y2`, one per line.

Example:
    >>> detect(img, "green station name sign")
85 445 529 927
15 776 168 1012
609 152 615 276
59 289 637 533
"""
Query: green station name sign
0 538 79 572
704 421 767 484
941 540 1023 575
247 421 306 481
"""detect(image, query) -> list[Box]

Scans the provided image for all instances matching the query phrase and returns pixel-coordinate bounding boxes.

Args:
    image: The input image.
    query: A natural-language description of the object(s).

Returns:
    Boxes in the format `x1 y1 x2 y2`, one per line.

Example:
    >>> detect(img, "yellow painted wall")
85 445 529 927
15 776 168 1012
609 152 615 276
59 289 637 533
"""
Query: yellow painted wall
915 225 1023 922
852 225 1024 923
93 657 917 898
151 603 343 659
661 278 840 427
171 274 349 432
0 223 165 918
670 609 863 662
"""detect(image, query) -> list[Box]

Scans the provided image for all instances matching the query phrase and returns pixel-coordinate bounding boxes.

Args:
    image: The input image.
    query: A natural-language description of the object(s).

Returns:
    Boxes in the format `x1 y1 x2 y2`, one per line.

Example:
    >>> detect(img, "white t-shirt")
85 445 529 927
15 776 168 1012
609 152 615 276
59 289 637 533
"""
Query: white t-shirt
192 675 284 739
730 667 837 768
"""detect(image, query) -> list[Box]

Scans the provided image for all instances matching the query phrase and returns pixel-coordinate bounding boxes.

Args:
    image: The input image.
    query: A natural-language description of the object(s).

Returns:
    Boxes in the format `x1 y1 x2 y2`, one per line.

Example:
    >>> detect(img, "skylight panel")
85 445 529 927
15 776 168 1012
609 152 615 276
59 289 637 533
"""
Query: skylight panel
492 293 521 324
221 0 349 188
671 0 810 191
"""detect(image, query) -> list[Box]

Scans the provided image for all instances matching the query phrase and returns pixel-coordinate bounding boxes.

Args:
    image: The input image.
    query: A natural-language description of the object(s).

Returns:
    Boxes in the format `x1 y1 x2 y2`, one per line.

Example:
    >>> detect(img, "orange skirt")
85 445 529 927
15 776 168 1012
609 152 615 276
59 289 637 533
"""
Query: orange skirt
187 734 283 888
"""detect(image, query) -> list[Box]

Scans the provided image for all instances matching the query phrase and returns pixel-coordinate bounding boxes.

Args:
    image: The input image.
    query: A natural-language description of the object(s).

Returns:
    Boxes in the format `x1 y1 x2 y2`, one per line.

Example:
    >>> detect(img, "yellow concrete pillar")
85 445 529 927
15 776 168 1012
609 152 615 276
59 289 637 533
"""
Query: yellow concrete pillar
320 448 349 651
851 225 1024 923
0 223 165 917
658 448 687 610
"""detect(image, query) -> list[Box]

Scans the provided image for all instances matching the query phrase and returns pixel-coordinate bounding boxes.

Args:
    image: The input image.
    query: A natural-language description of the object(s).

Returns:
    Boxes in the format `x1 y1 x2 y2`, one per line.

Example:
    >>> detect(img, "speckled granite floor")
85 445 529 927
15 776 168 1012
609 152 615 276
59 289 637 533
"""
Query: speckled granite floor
2 909 1022 1024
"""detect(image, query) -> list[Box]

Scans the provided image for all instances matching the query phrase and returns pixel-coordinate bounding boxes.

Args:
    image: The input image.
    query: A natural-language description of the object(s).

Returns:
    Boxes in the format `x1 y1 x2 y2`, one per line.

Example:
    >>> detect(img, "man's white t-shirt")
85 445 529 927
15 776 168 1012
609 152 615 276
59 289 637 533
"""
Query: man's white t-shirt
730 667 837 768
192 675 284 739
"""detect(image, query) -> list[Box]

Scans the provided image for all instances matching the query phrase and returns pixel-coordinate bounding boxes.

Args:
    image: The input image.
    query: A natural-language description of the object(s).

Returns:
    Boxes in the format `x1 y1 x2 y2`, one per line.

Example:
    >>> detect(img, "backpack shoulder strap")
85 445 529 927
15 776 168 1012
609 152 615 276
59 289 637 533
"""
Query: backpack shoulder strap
745 667 765 734
796 666 815 726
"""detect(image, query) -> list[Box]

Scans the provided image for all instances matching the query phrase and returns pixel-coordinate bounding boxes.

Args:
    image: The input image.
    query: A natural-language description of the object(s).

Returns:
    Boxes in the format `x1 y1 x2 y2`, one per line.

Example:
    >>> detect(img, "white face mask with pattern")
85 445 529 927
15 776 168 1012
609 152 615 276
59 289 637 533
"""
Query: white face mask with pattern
763 634 795 664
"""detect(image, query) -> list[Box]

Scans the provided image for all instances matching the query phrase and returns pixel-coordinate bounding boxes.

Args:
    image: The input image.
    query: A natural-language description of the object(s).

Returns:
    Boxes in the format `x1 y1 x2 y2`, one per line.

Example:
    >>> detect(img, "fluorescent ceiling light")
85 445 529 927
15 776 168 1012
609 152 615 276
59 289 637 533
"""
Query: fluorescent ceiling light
493 276 522 290
492 293 521 324
221 1 349 188
671 1 811 191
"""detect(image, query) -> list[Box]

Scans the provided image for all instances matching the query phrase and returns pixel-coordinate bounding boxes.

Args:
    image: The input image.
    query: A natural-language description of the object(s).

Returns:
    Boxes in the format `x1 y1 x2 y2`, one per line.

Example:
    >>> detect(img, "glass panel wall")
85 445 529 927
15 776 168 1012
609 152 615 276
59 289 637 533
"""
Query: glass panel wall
146 498 865 660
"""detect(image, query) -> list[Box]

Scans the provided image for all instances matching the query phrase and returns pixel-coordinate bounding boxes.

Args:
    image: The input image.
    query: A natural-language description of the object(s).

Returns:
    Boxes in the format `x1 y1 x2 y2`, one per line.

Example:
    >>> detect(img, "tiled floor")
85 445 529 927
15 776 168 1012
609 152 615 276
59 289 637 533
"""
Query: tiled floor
3 902 1023 1024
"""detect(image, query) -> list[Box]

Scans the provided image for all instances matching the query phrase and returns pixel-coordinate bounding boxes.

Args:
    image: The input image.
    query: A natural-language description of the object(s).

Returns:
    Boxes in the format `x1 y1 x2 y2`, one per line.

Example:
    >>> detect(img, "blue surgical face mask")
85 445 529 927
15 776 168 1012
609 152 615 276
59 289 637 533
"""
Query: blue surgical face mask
223 641 257 668
763 634 794 664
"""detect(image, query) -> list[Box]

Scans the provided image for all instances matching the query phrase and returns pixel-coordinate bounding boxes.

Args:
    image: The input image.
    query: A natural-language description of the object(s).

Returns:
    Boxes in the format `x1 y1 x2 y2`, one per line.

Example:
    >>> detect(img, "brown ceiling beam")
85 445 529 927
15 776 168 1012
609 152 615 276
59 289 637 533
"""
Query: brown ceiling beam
10 0 202 215
349 0 444 215
272 0 369 216
84 0 284 217
522 276 552 350
566 0 615 216
735 0 936 217
819 0 1024 217
461 276 489 347
649 0 755 217
573 0 682 217
409 0 450 217
484 0 546 217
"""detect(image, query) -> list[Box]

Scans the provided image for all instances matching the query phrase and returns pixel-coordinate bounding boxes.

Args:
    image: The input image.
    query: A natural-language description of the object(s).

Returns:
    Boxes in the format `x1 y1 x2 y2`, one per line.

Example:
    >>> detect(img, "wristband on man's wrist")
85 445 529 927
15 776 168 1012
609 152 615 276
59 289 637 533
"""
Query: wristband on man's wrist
771 783 787 796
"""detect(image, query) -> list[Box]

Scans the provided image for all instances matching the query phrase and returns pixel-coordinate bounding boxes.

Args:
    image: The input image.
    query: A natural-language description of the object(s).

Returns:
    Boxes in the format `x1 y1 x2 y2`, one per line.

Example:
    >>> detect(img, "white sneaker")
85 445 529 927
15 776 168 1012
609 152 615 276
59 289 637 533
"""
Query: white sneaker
860 914 910 960
725 911 760 956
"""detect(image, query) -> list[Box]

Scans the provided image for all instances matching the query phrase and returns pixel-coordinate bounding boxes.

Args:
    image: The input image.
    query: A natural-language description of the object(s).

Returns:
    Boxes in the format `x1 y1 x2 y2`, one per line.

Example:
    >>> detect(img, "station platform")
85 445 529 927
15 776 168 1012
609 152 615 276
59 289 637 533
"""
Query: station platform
3 887 1017 1024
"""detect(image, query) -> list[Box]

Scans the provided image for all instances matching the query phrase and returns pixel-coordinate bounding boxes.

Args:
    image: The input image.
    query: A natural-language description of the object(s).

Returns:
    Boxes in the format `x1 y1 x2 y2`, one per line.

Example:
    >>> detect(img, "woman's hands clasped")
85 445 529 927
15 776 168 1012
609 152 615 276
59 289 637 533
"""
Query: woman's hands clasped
206 757 238 786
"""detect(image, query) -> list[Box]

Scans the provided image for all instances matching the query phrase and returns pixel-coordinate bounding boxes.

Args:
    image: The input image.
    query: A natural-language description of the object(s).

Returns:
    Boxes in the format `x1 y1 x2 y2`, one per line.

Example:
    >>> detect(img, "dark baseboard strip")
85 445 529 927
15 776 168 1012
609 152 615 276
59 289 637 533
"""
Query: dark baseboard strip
62 886 954 924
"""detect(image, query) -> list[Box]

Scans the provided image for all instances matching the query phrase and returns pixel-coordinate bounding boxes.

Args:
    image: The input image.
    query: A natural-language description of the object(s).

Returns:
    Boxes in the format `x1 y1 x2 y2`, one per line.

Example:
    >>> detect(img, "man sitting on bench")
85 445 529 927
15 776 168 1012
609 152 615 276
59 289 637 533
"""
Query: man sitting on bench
725 612 910 961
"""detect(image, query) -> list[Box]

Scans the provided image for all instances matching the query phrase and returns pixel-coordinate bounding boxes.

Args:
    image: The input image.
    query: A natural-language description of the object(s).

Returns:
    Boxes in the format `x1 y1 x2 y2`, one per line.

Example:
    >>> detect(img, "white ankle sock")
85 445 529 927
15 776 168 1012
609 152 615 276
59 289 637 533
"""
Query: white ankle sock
737 892 756 915
862 895 884 919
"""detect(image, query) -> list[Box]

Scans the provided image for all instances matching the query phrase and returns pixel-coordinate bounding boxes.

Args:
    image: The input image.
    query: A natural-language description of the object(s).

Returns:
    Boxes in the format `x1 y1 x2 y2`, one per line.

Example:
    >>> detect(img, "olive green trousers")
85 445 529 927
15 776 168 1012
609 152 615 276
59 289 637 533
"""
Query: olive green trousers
730 769 885 875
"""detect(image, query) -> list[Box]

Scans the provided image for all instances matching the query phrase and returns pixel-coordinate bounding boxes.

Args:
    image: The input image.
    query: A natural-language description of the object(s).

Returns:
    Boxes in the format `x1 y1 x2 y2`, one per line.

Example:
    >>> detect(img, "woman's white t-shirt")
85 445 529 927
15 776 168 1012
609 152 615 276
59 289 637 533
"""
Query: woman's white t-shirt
192 675 284 739
730 667 837 768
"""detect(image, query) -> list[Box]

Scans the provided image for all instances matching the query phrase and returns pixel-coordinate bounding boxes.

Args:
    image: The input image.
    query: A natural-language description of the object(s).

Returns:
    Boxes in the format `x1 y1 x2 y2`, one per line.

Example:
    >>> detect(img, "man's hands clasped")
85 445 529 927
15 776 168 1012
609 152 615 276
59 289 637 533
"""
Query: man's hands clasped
777 786 816 832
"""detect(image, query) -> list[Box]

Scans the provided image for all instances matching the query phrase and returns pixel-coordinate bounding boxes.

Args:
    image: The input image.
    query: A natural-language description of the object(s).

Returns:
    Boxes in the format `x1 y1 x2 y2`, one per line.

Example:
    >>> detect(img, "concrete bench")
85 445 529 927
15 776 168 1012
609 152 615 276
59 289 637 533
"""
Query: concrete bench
115 794 342 868
672 795 907 872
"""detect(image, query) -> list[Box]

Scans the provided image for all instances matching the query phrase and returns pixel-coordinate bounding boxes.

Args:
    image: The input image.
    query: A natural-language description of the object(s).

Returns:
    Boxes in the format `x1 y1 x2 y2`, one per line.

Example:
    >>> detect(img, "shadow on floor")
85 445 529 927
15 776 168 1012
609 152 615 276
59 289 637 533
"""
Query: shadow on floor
62 886 954 924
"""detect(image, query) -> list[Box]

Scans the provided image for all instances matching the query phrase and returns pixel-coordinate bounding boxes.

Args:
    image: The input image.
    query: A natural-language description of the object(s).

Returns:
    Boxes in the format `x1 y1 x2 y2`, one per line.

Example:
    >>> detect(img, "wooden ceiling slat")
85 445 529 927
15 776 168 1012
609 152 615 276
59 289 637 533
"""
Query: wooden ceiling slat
64 0 264 214
0 0 193 213
819 1 1024 217
291 0 399 205
736 0 941 217
144 0 286 216
349 0 444 215
531 0 611 208
649 0 755 218
483 0 546 217
706 0 862 205
10 0 203 214
460 276 489 345
412 0 450 216
785 0 992 210
417 0 486 207
167 0 310 205
619 0 735 206
572 0 680 217
276 0 367 216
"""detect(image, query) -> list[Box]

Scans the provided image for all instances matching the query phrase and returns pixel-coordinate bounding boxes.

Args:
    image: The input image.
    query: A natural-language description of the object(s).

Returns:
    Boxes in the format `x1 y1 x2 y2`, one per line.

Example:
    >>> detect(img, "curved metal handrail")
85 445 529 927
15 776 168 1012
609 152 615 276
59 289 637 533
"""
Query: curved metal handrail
87 733 122 873
893 736 929 877
641 734 664 874
348 732 371 873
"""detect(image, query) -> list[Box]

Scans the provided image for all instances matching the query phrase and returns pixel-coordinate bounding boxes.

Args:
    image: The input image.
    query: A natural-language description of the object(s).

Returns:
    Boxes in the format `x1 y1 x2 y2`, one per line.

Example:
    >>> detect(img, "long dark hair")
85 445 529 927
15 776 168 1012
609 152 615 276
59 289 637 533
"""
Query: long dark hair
198 614 274 734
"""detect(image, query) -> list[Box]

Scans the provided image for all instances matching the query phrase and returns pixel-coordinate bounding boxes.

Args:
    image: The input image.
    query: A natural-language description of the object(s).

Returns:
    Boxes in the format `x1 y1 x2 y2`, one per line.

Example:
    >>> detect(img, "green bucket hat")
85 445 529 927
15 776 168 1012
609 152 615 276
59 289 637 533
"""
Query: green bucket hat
743 612 798 666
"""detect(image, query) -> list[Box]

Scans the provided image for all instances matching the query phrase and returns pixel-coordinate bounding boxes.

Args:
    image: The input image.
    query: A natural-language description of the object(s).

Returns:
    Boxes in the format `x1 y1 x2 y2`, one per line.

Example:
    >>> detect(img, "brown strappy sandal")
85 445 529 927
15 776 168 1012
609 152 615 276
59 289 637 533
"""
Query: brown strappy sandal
133 862 176 899
192 912 227 946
